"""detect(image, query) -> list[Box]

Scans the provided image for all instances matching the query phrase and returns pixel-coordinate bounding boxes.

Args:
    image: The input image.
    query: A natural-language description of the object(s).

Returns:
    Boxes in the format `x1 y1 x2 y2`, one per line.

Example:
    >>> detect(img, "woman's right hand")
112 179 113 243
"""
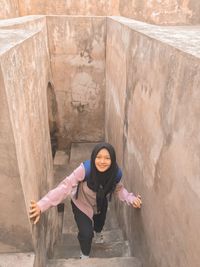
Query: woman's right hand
29 200 41 224
132 194 142 209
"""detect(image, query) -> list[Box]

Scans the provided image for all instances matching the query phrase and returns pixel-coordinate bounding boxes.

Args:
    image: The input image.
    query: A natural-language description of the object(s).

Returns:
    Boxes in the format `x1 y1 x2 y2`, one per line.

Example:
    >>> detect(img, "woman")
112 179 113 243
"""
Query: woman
29 142 142 259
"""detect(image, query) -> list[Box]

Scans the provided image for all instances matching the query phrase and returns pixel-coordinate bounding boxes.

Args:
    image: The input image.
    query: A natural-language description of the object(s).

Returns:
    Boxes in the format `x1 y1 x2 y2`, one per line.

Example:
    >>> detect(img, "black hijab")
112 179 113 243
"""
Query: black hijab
87 142 118 213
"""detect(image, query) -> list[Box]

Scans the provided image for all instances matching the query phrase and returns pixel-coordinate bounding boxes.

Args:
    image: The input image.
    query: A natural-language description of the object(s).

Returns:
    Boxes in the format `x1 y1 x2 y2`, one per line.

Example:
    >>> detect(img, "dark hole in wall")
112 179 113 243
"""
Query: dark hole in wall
47 82 58 158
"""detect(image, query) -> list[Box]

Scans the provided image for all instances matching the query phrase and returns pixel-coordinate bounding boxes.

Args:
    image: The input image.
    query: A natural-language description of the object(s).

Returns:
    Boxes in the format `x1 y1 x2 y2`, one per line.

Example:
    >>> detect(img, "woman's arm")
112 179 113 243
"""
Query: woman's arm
115 182 142 208
29 164 85 224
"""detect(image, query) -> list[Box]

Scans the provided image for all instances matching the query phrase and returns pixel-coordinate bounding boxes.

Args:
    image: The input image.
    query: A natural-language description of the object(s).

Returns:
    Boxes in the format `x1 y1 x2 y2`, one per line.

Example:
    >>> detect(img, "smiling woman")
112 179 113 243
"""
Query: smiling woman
95 148 111 172
29 142 142 259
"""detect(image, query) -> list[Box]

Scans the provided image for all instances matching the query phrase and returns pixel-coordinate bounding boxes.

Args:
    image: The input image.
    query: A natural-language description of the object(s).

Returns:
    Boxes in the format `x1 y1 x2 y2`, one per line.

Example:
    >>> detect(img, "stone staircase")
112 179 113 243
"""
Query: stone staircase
48 257 141 267
47 143 142 267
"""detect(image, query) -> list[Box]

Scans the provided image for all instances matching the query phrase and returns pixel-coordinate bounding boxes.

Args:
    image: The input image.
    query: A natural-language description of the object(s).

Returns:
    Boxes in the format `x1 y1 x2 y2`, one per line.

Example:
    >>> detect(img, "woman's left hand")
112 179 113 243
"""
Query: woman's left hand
132 194 142 209
29 200 41 224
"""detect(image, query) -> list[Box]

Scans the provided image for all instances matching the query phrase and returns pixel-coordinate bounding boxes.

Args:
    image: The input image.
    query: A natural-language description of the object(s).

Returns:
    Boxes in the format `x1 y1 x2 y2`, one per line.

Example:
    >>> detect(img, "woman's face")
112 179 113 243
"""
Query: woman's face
95 148 111 172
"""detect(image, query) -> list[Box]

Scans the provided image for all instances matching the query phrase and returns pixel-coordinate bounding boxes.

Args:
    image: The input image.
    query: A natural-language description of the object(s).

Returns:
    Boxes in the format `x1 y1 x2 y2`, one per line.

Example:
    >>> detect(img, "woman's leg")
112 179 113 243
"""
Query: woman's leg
93 197 108 233
71 201 93 256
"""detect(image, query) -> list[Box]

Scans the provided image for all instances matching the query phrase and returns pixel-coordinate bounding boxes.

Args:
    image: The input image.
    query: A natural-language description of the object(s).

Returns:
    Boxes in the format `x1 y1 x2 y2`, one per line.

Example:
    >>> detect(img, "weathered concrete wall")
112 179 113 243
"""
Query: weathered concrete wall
47 16 106 149
119 0 200 25
2 0 200 25
0 66 33 253
1 0 200 25
0 0 19 19
106 17 200 267
0 17 58 267
18 0 119 16
0 15 48 31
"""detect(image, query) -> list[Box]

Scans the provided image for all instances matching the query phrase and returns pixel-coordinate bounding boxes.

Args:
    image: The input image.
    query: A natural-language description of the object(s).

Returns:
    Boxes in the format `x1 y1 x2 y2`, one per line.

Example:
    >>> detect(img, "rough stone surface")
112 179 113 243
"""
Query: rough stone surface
1 0 200 25
0 15 47 31
18 0 119 16
0 64 33 253
69 142 98 163
52 232 131 259
106 17 200 267
54 151 69 166
0 0 19 19
119 0 200 25
111 16 200 58
47 16 106 149
0 16 58 267
48 257 142 267
0 253 34 267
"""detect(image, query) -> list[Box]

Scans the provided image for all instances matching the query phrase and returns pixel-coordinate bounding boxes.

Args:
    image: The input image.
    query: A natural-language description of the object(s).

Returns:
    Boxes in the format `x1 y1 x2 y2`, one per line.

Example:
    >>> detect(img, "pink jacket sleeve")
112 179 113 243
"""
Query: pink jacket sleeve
115 182 137 205
37 164 85 212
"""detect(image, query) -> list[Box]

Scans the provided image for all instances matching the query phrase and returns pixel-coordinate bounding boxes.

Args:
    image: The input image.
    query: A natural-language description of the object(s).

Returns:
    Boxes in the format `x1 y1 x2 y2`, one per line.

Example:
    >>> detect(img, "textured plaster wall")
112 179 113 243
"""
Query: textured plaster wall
119 0 200 25
47 16 106 149
0 67 33 253
0 0 19 19
0 17 58 267
106 17 200 267
1 0 200 25
19 0 120 16
0 15 48 31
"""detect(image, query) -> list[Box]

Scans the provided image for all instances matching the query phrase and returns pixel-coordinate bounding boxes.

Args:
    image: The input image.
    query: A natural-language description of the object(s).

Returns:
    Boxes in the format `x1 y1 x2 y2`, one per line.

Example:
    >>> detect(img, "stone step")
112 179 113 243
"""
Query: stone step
48 257 142 267
62 199 120 234
55 228 124 246
69 142 98 163
0 253 35 267
52 236 131 259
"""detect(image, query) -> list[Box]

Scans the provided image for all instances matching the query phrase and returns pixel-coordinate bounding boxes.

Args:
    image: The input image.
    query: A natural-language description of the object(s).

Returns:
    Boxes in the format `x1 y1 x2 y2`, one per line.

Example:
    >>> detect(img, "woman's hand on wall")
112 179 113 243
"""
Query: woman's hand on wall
29 200 41 224
132 194 142 209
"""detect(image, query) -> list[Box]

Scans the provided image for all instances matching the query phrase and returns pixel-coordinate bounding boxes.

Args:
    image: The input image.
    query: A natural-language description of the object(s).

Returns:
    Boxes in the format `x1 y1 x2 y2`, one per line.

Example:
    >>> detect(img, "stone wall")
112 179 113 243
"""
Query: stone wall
119 0 200 25
1 0 200 25
0 0 19 19
0 17 58 267
0 65 33 253
106 17 200 267
1 8 200 267
47 16 106 149
18 0 119 16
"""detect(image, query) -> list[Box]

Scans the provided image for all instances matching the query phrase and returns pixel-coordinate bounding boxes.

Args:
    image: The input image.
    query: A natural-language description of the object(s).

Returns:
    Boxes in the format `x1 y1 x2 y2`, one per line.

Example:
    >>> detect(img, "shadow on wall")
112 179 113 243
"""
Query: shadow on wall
47 82 58 158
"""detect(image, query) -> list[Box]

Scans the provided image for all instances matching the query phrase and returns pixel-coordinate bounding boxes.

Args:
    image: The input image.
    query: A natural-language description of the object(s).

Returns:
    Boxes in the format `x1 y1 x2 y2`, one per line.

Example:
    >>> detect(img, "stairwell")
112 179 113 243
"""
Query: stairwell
0 2 200 265
47 142 142 267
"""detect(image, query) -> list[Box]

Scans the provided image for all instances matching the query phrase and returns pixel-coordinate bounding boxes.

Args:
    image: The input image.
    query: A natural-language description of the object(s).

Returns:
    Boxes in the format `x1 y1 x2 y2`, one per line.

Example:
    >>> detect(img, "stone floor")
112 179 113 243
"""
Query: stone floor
0 253 34 267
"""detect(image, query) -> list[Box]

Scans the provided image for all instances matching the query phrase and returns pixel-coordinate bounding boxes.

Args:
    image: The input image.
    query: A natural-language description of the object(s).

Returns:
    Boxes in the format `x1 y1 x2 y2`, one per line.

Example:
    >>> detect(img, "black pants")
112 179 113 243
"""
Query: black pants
71 199 108 256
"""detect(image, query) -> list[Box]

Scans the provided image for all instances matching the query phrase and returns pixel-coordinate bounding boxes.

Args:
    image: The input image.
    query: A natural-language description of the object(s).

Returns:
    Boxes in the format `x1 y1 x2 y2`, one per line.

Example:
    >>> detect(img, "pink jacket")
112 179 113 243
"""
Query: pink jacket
37 163 137 220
